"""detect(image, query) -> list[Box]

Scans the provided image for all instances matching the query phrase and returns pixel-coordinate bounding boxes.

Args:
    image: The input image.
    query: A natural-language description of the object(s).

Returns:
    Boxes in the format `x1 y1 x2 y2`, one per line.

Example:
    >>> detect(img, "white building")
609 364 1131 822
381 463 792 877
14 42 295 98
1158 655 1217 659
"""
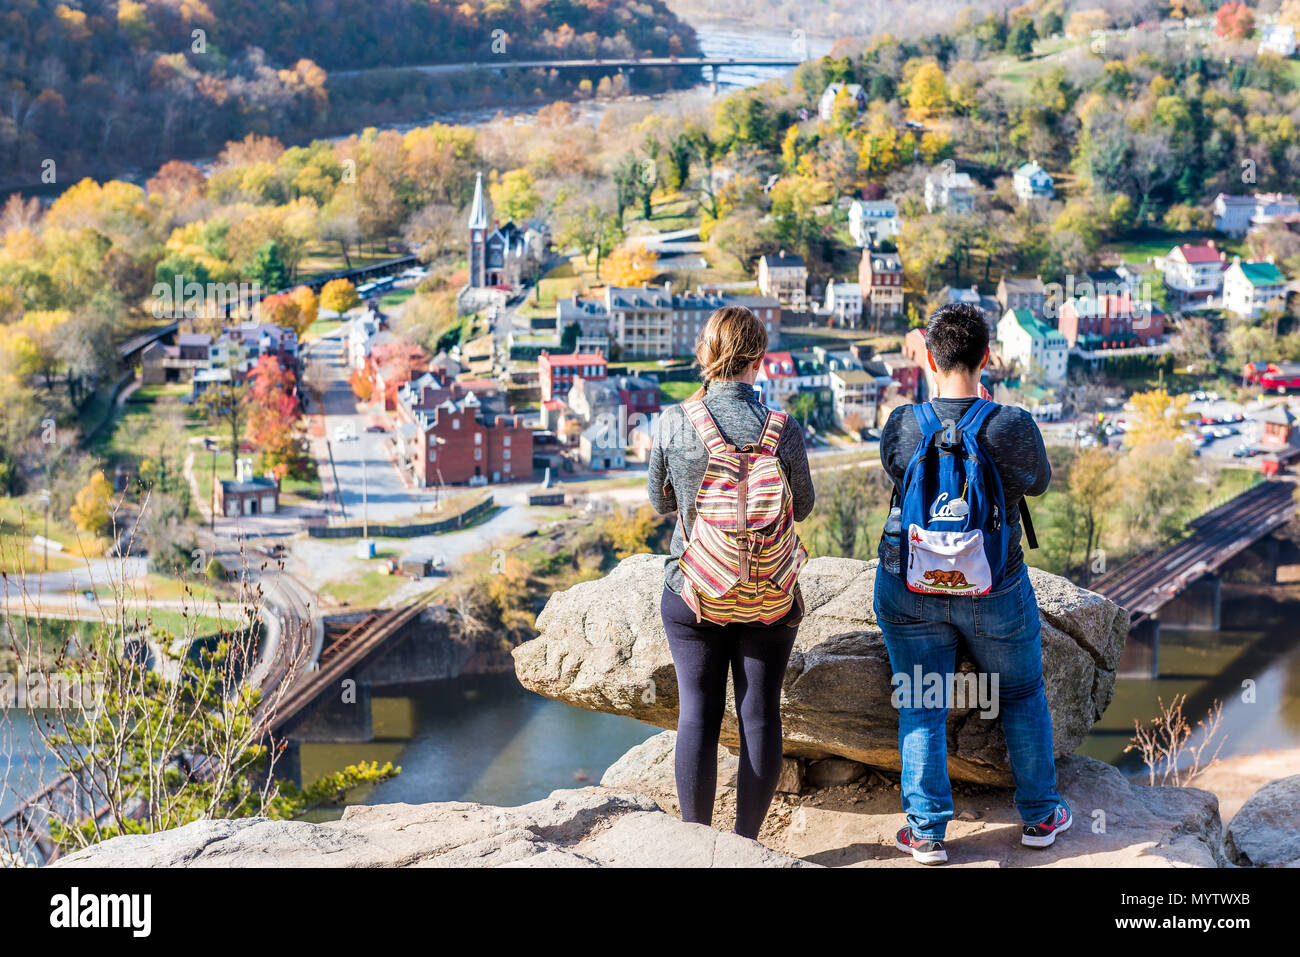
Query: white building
823 279 863 327
346 314 381 370
997 308 1068 384
1251 192 1300 231
1012 161 1054 203
1213 193 1257 237
818 82 866 122
1259 24 1297 57
1212 192 1300 237
848 199 902 247
1153 241 1227 297
829 368 891 429
924 168 977 213
1222 257 1288 319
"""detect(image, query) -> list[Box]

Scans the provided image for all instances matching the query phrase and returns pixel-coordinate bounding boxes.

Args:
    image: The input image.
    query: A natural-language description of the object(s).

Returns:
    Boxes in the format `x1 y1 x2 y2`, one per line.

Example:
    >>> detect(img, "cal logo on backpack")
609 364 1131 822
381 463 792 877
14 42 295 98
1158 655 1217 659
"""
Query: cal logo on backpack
678 399 806 624
897 398 1035 595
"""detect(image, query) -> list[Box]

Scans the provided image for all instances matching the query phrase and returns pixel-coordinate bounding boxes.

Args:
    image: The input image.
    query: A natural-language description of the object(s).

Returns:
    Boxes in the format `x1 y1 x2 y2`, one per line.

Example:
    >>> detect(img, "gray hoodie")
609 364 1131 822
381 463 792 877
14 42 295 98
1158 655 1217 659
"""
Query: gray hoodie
647 380 816 593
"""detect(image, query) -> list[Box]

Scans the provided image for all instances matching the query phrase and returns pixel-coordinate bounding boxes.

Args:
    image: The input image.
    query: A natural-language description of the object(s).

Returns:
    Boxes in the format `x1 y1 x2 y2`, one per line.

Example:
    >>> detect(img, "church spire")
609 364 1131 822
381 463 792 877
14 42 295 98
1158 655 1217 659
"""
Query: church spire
468 171 487 231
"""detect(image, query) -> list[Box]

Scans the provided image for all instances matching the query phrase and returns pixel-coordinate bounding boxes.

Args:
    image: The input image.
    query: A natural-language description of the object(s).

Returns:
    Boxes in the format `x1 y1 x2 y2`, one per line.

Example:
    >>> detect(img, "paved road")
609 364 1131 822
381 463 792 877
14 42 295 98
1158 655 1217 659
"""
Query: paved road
0 556 149 599
308 330 434 523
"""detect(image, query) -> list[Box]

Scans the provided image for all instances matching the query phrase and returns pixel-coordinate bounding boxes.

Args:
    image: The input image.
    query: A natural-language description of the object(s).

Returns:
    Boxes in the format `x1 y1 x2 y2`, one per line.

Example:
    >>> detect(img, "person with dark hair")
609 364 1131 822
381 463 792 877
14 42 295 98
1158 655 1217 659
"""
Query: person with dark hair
875 301 1063 865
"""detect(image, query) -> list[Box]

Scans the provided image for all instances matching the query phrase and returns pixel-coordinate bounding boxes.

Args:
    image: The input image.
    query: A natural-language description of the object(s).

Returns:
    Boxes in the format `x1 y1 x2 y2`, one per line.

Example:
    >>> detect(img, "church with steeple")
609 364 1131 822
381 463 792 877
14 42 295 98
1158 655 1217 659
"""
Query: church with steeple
466 171 549 291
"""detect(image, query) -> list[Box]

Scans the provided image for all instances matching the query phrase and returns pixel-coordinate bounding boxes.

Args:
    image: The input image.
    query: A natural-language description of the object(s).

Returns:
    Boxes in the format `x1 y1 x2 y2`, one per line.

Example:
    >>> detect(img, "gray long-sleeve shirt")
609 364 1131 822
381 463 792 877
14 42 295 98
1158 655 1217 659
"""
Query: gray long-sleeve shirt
648 380 816 593
879 397 1051 577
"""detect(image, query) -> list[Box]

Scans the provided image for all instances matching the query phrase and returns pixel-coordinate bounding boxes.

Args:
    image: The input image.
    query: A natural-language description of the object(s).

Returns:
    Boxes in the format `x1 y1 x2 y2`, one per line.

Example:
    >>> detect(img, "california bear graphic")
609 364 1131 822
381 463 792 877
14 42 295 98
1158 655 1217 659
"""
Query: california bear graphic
922 569 971 589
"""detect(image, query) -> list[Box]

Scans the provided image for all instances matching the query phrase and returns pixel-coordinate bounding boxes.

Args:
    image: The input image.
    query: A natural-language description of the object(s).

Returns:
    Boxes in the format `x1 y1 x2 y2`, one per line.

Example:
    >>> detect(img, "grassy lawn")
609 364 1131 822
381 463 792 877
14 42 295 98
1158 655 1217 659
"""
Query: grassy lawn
659 380 699 403
97 572 223 605
302 317 344 341
295 241 403 281
318 565 411 608
1101 228 1243 265
624 191 700 233
524 260 587 317
0 496 107 563
379 288 414 311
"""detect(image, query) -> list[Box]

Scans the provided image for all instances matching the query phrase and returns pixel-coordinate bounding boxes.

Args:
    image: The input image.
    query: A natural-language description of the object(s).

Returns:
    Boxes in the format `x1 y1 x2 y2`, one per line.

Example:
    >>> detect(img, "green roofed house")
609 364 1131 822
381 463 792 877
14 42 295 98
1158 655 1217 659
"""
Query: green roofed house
1222 256 1288 319
997 308 1068 383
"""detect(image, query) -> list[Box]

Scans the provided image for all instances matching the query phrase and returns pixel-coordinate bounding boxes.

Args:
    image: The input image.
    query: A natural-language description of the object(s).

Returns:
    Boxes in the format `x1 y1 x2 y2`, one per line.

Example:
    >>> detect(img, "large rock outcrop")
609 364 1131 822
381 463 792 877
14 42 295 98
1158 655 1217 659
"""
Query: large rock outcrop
514 555 1128 784
604 731 1224 867
1223 774 1300 867
52 789 815 868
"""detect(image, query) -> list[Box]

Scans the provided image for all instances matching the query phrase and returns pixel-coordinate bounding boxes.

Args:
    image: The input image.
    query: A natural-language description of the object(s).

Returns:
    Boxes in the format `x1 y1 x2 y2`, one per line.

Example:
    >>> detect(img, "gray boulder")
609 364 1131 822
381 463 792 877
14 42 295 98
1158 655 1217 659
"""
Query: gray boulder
1223 774 1300 867
514 554 1128 784
53 788 817 868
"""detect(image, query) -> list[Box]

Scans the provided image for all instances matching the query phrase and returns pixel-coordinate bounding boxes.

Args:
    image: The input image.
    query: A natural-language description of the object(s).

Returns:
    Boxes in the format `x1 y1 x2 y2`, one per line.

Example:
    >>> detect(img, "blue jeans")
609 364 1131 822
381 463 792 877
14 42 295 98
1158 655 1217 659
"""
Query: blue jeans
873 563 1064 840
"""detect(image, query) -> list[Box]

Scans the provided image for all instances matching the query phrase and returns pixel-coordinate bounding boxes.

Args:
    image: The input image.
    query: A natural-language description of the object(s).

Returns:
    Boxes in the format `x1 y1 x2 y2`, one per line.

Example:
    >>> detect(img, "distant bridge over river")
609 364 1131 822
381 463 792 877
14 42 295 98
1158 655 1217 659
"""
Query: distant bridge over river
1091 478 1297 676
330 56 806 94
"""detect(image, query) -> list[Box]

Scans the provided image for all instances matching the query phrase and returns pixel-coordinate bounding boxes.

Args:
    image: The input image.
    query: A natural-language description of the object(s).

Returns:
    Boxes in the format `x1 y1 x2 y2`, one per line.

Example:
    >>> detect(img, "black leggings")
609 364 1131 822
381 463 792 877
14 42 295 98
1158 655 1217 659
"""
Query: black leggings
660 588 799 840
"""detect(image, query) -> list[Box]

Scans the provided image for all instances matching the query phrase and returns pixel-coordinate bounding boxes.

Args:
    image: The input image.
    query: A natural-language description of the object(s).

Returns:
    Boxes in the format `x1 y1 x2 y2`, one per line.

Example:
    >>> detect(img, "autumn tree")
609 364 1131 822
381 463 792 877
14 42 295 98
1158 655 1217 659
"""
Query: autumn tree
246 354 304 479
489 169 540 222
601 245 659 286
1214 2 1255 39
320 278 360 314
70 471 114 537
908 62 948 118
1125 389 1191 449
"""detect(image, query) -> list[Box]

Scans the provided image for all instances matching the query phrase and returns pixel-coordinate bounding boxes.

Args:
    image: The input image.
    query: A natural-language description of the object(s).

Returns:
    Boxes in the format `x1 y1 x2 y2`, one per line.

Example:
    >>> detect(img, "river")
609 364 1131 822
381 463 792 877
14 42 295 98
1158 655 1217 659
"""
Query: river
6 594 1300 821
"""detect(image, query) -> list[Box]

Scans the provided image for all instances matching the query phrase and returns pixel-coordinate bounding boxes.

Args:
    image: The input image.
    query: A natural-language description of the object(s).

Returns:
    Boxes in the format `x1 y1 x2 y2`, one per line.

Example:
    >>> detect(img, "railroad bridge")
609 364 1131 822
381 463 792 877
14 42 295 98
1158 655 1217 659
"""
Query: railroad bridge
1091 479 1297 677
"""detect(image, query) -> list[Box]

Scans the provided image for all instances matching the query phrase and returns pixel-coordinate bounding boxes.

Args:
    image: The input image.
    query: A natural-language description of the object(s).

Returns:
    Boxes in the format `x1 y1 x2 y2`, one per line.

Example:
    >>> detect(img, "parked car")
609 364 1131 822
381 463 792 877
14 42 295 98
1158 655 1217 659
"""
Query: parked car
365 424 387 433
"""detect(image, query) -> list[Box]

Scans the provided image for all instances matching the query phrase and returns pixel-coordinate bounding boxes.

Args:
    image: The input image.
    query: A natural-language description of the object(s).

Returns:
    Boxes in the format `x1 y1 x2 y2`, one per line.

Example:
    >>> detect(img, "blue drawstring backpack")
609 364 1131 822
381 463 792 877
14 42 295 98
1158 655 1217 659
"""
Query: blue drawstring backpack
896 398 1033 595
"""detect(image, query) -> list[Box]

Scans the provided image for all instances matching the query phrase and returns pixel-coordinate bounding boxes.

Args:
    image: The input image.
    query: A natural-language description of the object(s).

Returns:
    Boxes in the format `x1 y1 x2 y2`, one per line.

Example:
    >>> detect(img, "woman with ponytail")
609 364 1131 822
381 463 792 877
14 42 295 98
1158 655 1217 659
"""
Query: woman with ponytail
647 305 815 840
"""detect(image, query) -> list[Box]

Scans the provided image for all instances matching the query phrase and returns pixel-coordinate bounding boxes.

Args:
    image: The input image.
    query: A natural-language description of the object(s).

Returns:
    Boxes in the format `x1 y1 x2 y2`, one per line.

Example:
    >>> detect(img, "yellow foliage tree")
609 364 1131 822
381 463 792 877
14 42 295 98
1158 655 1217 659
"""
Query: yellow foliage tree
908 62 949 118
320 278 360 314
70 471 114 538
1125 389 1191 449
600 245 659 287
289 285 319 331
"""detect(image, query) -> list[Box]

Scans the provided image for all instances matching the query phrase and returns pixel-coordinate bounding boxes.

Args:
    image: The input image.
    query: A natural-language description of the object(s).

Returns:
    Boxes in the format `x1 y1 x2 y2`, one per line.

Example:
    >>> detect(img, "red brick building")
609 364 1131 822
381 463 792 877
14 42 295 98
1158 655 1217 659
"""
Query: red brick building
396 394 534 486
1057 292 1165 351
538 351 607 401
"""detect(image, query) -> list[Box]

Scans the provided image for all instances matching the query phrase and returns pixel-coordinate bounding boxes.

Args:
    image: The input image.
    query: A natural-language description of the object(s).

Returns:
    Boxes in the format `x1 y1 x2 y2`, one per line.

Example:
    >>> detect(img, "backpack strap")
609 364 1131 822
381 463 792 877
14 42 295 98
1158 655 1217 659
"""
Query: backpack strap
911 401 945 443
683 399 728 454
1020 500 1039 549
955 397 1040 548
758 410 788 455
958 397 997 436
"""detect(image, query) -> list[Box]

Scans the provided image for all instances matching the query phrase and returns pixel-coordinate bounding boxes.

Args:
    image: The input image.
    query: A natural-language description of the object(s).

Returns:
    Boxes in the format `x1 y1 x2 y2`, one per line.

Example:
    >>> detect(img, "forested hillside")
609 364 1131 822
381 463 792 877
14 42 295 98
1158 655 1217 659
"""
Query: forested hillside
0 0 700 187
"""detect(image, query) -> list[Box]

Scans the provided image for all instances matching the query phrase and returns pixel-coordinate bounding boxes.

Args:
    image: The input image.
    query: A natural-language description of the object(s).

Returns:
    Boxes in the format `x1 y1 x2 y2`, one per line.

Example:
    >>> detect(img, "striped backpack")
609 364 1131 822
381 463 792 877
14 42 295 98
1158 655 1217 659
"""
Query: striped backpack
678 399 806 625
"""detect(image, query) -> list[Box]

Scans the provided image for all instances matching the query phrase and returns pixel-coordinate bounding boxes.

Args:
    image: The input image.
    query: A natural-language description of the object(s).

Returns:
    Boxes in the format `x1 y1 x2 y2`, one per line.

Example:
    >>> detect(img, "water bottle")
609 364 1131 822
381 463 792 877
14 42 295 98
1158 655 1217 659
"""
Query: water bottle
880 505 902 574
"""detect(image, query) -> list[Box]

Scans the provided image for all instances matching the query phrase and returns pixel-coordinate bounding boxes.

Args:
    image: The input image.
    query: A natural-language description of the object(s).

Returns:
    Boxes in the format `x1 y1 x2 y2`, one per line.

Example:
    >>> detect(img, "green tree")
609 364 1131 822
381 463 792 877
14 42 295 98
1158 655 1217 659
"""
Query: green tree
1007 17 1037 57
248 240 289 292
